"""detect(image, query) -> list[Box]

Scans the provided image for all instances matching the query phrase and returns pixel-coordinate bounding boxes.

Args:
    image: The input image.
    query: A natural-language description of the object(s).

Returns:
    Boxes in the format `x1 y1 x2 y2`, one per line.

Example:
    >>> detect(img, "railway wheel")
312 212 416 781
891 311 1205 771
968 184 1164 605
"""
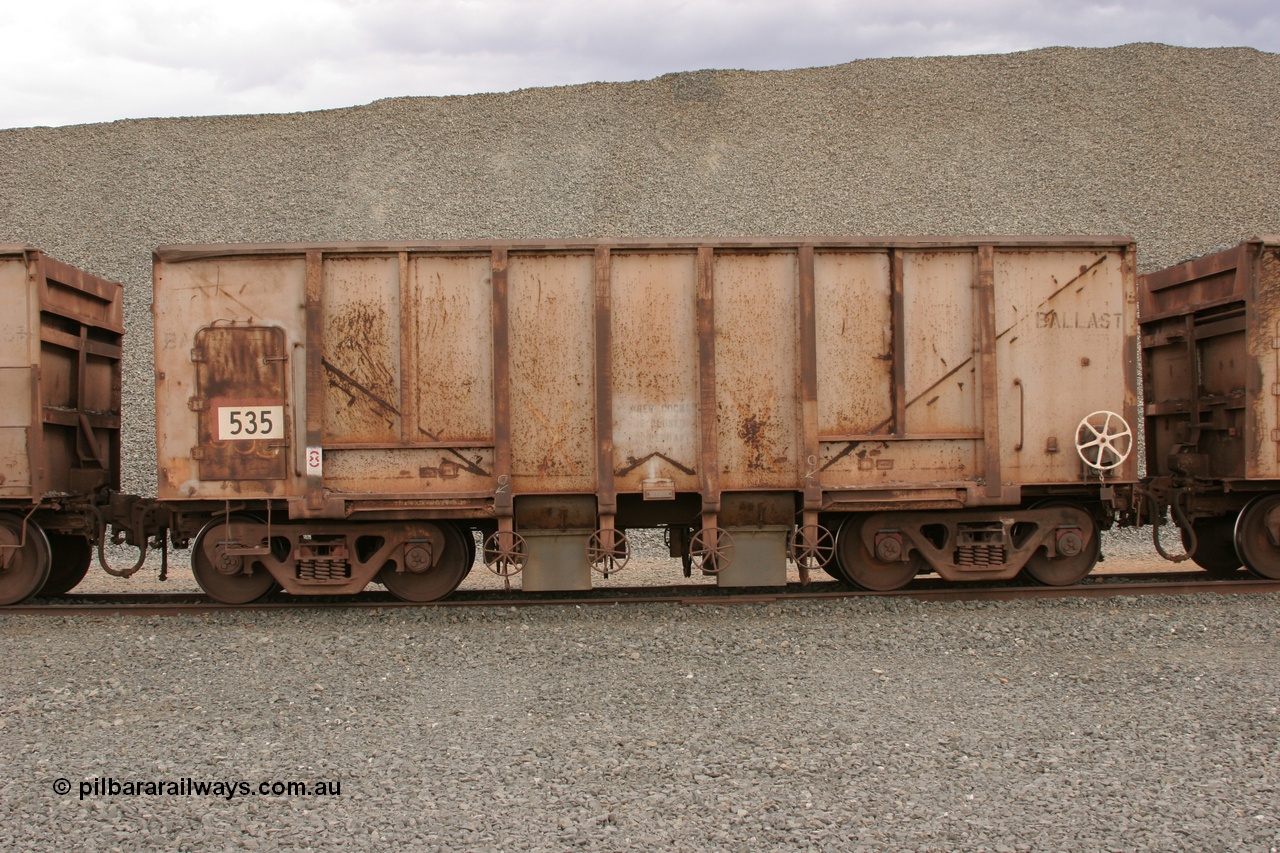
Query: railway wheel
1234 494 1280 579
835 515 921 592
380 523 471 602
0 515 52 605
822 559 853 584
1020 502 1099 586
191 516 278 604
1182 516 1243 575
461 528 477 579
39 533 93 596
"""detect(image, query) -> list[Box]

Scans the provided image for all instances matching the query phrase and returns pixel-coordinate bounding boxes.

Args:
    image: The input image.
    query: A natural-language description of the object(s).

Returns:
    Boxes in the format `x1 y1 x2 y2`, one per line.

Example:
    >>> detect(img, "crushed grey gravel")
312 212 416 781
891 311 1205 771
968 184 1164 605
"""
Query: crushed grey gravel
1 44 1279 850
1 43 1277 498
2 594 1279 851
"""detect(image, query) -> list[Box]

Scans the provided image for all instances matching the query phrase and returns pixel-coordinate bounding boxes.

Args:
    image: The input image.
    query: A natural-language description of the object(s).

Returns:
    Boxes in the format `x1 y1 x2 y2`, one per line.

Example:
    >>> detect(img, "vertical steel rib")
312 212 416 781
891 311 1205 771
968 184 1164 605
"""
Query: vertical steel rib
797 244 822 509
491 247 513 518
304 251 325 510
594 246 616 518
890 249 906 436
697 246 720 515
977 244 1002 498
398 251 418 445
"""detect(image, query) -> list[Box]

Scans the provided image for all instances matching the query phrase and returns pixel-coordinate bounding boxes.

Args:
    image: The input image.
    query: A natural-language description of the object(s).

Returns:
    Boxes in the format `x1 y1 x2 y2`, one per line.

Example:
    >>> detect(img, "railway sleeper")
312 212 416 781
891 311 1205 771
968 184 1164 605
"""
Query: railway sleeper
838 504 1100 591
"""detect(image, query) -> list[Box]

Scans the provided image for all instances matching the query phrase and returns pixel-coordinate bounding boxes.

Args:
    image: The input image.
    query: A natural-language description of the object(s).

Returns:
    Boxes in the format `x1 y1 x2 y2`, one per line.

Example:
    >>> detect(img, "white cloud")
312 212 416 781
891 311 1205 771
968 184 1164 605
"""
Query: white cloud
2 0 1276 129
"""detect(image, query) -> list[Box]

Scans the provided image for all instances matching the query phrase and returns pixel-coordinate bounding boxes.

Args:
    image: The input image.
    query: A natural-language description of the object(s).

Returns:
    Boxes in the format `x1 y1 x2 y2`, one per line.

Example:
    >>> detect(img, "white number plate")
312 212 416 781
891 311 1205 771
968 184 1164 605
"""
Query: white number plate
217 406 285 441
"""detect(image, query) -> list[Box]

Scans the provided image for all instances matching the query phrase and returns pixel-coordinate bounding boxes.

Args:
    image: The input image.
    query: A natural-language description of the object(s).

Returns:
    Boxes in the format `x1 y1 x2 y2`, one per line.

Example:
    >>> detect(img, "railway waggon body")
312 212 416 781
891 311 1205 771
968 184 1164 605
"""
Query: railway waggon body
1140 237 1280 578
145 237 1138 602
0 246 123 604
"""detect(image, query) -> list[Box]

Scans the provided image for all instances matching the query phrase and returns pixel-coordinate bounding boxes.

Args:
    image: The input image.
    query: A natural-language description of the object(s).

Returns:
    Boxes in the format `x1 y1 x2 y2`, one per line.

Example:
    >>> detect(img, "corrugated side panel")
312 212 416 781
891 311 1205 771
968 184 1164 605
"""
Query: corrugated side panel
317 253 498 496
714 251 800 491
814 250 892 436
995 247 1137 485
0 256 34 497
154 255 307 499
321 256 403 444
902 250 981 436
1249 245 1280 479
508 253 597 493
611 251 700 494
816 248 983 487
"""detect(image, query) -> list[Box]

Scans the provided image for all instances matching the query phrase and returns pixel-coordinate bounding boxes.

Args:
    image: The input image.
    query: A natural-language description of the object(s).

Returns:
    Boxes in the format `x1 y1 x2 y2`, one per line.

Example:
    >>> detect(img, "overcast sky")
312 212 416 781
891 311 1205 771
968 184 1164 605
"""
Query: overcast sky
3 0 1276 130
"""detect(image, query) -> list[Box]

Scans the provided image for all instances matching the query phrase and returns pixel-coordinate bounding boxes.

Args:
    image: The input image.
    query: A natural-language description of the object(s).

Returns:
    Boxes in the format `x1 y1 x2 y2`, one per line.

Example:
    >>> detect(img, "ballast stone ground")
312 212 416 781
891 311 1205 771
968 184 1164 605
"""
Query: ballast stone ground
1 594 1278 851
1 44 1279 851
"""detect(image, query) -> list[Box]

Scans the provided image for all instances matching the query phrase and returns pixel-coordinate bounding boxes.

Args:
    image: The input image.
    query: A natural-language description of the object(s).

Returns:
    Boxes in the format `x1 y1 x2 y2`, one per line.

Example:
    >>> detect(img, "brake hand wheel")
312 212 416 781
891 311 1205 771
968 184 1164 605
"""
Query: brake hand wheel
482 530 527 577
1075 410 1133 472
788 524 835 570
689 527 734 575
586 529 630 575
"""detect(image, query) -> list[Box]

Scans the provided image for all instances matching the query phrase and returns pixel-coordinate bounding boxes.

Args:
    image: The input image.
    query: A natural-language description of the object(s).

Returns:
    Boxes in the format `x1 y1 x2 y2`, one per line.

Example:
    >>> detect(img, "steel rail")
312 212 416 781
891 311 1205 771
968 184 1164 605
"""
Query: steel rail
3 572 1278 616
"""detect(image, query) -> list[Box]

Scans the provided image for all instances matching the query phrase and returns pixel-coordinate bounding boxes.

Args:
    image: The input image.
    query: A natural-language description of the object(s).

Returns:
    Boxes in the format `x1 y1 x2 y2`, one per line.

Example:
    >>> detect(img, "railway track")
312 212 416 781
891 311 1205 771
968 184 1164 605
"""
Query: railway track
6 571 1279 615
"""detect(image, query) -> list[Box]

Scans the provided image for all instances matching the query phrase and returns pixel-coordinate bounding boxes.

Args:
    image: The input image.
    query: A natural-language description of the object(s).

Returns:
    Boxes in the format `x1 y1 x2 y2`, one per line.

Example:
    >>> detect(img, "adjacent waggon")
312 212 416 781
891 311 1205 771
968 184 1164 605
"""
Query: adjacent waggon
145 237 1139 602
0 246 123 604
1140 237 1280 578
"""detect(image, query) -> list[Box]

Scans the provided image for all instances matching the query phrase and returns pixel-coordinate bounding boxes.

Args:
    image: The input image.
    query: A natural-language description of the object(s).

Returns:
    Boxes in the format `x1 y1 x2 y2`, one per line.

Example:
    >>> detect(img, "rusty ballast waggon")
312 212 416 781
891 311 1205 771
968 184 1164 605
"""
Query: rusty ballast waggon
1139 237 1280 577
0 246 123 604
147 237 1138 603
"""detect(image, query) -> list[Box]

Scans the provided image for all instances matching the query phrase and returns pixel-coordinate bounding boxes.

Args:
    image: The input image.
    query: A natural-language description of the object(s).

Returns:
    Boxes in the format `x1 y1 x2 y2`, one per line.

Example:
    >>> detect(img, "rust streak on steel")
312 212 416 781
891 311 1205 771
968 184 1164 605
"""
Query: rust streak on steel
594 246 616 518
697 246 719 514
977 244 1002 499
305 250 325 511
154 236 1136 264
491 247 513 518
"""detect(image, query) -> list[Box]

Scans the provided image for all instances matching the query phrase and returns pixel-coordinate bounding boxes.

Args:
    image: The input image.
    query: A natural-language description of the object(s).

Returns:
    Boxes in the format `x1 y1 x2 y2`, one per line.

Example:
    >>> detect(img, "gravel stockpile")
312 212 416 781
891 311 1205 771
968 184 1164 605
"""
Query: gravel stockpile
2 594 1278 851
1 43 1278 497
2 45 1279 851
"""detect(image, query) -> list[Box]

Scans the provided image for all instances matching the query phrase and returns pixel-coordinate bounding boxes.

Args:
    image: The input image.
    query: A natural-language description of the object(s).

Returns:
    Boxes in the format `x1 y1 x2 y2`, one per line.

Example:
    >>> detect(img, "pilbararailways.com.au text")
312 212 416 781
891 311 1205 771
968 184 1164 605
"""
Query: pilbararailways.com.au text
56 777 342 801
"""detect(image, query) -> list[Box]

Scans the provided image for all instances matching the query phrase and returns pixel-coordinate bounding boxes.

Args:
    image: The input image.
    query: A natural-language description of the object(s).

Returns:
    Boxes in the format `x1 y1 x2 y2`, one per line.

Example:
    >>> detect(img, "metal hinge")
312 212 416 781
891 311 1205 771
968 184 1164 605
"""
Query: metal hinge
190 447 205 460
188 396 208 412
190 347 205 363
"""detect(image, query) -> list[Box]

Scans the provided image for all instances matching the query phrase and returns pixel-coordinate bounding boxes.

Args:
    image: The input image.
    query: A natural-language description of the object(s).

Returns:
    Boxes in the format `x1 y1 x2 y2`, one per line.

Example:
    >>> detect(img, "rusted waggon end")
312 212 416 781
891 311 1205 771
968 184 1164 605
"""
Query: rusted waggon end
0 246 123 603
1140 237 1280 577
152 237 1137 603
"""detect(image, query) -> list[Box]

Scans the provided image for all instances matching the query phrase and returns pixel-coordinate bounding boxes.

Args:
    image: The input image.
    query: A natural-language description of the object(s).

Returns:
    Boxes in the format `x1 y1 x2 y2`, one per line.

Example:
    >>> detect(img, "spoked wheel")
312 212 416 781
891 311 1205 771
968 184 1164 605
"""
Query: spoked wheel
379 522 472 602
483 530 528 578
689 527 734 575
587 529 630 575
1234 494 1280 579
191 515 279 604
1183 515 1243 575
788 525 836 573
1020 502 1099 586
39 533 93 596
0 515 51 605
834 515 921 592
